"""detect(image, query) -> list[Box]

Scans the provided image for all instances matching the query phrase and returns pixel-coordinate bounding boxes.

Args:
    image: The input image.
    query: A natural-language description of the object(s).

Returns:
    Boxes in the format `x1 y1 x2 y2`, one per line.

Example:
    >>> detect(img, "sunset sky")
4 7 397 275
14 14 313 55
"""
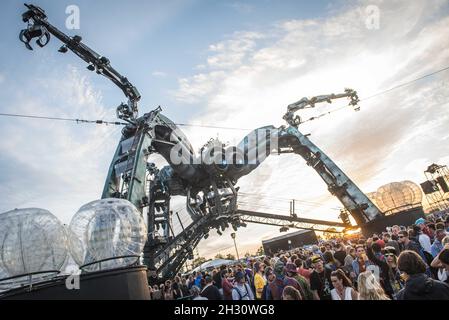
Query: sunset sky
0 0 448 259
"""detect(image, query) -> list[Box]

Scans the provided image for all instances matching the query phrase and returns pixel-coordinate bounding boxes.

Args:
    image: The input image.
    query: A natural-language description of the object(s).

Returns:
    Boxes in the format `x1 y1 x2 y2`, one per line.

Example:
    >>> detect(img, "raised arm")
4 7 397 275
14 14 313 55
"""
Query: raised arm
19 4 140 122
283 88 359 127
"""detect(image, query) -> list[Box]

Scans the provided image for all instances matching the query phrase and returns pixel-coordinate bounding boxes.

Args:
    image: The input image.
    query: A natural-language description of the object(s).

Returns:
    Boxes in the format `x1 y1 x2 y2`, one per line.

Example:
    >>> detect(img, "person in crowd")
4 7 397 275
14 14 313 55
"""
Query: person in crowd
383 233 400 254
365 238 394 298
351 245 373 280
282 286 302 300
294 258 311 280
232 271 254 300
323 251 339 271
200 275 222 300
344 246 356 271
413 223 432 257
371 242 385 262
398 230 423 255
213 265 225 295
415 218 433 239
330 269 358 300
357 271 390 300
397 250 449 300
383 246 404 297
431 229 446 258
180 277 190 297
391 225 401 238
431 242 449 284
311 245 323 259
187 274 195 290
151 284 163 300
445 216 449 232
192 271 202 289
200 274 207 289
284 263 305 297
244 262 255 291
191 286 208 300
253 262 266 300
333 243 347 267
436 222 446 231
309 255 332 300
157 284 165 300
172 278 184 300
427 223 436 241
221 269 234 300
261 266 275 300
163 280 173 300
285 262 314 300
375 235 386 249
267 260 288 300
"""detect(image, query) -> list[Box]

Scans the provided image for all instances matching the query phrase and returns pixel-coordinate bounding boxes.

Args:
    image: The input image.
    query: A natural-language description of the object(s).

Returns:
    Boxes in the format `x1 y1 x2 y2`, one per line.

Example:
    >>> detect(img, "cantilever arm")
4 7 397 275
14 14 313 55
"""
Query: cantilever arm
19 4 140 121
283 88 359 126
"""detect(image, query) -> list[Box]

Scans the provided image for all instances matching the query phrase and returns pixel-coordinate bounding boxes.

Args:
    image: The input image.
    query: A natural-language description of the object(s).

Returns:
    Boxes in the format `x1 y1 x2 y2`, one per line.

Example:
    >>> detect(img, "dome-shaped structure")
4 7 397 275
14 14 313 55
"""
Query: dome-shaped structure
374 181 423 214
0 208 68 287
68 198 147 272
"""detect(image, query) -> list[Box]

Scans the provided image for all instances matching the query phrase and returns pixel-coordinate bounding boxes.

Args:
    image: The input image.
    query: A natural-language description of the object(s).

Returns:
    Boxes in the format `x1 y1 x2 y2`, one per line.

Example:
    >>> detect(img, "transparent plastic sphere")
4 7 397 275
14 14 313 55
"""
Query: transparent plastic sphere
0 208 68 279
68 198 147 272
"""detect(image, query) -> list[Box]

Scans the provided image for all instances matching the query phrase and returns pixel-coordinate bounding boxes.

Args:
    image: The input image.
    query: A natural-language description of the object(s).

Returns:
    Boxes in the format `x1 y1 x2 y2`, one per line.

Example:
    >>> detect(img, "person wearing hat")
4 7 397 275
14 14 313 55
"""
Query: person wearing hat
285 262 314 300
265 261 294 300
415 219 432 255
382 233 400 255
232 271 254 300
309 255 333 300
383 246 404 296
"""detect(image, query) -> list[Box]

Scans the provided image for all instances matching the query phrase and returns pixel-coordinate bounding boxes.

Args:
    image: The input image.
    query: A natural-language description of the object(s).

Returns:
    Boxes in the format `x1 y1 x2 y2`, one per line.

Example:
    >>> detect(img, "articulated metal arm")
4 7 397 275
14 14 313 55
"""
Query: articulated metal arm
283 88 359 127
19 4 140 122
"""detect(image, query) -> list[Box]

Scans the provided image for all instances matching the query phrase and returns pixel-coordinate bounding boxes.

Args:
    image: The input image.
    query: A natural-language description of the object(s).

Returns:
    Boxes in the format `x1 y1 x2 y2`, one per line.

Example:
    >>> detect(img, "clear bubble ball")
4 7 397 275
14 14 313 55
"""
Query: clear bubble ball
0 208 68 280
68 198 147 271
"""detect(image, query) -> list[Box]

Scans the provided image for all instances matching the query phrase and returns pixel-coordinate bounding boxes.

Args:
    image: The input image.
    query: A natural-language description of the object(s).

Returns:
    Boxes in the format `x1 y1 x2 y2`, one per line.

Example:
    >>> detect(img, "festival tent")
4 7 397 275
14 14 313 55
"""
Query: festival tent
190 259 234 273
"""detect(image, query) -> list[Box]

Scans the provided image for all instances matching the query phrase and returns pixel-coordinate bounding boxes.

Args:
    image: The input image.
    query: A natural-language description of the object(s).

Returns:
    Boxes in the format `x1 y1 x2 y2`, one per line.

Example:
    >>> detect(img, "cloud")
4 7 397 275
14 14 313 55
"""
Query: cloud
171 0 449 257
227 2 255 14
0 66 120 223
152 71 168 77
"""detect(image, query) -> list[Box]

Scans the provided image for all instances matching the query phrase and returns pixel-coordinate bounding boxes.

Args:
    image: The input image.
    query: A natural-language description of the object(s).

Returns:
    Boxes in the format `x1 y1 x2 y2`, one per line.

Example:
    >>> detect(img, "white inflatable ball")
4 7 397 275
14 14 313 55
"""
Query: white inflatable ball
0 208 68 281
68 198 147 271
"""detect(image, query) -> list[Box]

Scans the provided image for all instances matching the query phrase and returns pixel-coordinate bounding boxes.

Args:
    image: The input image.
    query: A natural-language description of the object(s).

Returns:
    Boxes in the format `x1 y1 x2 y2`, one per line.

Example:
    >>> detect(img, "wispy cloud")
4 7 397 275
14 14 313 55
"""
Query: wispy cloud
152 71 168 77
0 66 120 223
227 2 255 14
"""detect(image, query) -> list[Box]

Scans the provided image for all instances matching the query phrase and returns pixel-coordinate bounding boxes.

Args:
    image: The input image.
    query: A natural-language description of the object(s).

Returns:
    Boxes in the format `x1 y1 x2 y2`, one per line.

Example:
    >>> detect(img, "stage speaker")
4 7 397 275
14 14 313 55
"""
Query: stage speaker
436 176 449 193
420 181 438 194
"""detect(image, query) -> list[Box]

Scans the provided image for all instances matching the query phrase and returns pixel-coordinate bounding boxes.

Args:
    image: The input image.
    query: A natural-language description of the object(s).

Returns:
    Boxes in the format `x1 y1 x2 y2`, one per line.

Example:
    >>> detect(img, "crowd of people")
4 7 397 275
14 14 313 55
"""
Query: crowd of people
147 214 449 300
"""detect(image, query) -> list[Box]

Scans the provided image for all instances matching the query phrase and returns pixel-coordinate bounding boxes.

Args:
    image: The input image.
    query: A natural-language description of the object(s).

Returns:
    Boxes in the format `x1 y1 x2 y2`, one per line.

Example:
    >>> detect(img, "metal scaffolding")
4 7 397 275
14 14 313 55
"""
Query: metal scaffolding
236 209 349 233
421 164 449 211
